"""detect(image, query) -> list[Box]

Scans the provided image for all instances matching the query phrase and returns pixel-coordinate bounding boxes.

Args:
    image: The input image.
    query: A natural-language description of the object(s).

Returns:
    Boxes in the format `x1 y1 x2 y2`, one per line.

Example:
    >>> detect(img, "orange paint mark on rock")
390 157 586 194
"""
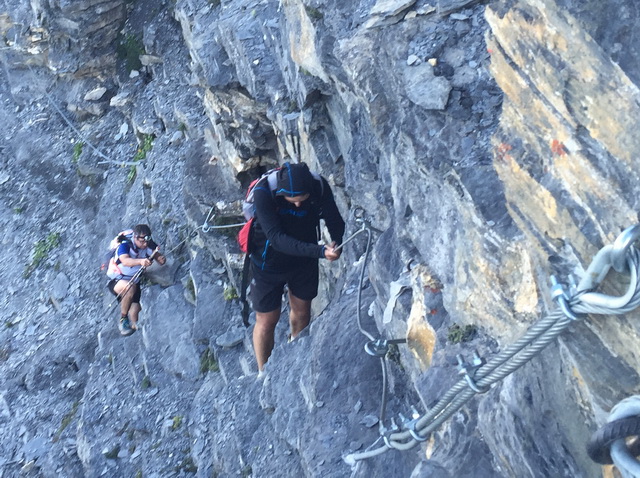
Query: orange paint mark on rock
551 139 567 156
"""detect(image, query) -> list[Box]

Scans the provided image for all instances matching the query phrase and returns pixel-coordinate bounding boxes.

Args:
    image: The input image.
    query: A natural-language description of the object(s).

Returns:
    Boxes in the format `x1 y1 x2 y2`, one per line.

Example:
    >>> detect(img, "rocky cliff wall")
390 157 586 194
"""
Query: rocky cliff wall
0 0 638 476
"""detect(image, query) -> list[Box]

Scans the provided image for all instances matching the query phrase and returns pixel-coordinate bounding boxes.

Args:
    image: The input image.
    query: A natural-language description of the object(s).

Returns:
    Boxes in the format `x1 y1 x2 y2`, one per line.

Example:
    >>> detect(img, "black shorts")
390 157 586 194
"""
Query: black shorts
250 260 319 313
107 279 141 304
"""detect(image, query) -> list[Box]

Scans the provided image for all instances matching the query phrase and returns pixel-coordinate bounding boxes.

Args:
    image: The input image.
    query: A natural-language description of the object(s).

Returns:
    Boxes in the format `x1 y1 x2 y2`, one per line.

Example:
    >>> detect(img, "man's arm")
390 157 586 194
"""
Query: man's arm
116 243 152 268
155 253 166 265
118 253 152 268
147 241 166 265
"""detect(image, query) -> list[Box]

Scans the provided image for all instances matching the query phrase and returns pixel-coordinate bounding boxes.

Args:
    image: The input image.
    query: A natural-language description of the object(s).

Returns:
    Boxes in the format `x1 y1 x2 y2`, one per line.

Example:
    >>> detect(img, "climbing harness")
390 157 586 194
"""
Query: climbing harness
587 395 640 477
345 224 640 464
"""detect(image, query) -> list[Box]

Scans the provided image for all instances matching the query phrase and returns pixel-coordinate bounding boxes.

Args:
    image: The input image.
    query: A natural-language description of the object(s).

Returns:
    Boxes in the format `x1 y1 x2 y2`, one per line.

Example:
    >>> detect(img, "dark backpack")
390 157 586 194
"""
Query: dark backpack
236 167 324 253
236 167 323 327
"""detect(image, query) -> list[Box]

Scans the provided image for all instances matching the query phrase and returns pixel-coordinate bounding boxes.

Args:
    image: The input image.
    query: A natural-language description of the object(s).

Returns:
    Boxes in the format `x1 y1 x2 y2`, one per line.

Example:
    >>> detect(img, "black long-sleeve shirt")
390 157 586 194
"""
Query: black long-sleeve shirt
250 176 345 272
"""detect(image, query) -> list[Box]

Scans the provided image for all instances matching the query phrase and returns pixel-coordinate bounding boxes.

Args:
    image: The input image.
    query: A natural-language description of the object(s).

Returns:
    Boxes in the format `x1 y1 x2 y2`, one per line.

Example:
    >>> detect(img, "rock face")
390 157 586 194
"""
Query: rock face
0 0 639 476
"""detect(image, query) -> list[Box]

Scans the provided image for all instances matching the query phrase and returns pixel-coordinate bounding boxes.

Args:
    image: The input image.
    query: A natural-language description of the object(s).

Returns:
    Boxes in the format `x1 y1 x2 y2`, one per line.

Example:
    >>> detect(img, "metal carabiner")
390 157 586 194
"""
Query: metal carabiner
611 224 640 273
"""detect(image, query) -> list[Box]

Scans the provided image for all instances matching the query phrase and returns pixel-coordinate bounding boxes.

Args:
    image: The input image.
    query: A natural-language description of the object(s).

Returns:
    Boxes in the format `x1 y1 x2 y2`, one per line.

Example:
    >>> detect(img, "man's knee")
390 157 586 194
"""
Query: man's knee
255 310 280 330
289 294 312 317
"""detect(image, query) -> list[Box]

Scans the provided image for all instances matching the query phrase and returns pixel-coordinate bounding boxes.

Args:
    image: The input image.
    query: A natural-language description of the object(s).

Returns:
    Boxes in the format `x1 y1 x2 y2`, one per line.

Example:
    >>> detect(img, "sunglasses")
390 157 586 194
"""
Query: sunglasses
136 235 151 242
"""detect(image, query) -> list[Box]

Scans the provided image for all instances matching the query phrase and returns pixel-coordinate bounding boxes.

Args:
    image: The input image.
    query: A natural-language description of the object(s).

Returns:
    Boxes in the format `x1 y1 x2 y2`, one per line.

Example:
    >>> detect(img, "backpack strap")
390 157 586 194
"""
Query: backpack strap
266 170 279 195
310 172 324 197
240 253 252 328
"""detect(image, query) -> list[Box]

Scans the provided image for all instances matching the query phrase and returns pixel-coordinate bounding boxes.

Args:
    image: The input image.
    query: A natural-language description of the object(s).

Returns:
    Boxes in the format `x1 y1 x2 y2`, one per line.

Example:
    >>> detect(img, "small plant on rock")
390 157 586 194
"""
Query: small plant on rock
200 347 219 374
223 286 238 301
53 401 80 442
24 231 61 278
172 415 183 430
72 141 84 164
104 444 120 460
447 324 477 344
117 33 145 72
127 134 154 184
305 5 323 20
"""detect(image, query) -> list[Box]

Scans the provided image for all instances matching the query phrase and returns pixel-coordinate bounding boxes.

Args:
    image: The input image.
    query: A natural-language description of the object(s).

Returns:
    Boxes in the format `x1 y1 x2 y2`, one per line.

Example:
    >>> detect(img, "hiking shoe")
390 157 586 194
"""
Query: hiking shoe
119 316 135 336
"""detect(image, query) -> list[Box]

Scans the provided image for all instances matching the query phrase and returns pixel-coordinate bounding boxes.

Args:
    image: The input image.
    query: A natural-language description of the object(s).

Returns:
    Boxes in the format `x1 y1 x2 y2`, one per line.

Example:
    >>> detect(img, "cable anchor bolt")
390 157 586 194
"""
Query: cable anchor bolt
550 275 584 321
364 338 407 357
353 207 366 224
399 407 428 442
201 206 216 233
457 352 489 394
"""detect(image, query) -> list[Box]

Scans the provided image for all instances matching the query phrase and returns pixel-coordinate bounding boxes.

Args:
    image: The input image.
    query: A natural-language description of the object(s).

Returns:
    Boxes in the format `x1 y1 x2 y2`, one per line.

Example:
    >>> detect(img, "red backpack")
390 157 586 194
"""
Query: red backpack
237 169 280 253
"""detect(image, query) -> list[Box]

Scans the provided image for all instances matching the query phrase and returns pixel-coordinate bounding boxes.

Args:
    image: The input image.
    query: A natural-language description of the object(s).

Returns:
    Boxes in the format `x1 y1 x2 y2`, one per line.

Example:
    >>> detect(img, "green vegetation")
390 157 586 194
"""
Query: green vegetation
305 5 323 20
127 134 154 184
200 347 219 374
24 232 61 278
117 34 145 72
72 141 84 163
447 324 477 344
171 415 183 430
53 401 80 442
386 343 402 367
223 286 238 301
141 375 152 389
135 471 142 478
13 206 24 214
104 444 120 460
186 277 196 302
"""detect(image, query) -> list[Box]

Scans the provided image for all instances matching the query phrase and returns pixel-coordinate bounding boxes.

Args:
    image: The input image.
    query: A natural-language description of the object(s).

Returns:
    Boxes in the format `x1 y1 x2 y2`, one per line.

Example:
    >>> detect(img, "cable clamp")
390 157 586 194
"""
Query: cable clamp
457 352 489 394
399 406 428 442
550 275 584 321
379 418 399 449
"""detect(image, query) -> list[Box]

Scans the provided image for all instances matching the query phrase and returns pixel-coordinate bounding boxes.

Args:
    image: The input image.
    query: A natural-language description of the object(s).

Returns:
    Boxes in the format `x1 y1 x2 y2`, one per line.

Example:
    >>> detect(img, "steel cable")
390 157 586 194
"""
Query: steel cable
346 231 640 463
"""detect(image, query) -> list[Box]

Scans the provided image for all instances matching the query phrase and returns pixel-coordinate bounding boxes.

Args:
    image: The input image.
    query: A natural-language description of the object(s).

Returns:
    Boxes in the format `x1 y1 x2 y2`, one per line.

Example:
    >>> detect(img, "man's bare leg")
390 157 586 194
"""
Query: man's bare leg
128 303 142 328
113 280 136 317
253 309 281 371
289 293 311 339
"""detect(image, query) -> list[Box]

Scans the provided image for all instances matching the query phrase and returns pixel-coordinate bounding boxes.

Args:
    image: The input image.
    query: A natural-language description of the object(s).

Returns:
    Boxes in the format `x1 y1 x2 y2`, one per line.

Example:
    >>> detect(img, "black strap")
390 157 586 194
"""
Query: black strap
240 253 252 327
